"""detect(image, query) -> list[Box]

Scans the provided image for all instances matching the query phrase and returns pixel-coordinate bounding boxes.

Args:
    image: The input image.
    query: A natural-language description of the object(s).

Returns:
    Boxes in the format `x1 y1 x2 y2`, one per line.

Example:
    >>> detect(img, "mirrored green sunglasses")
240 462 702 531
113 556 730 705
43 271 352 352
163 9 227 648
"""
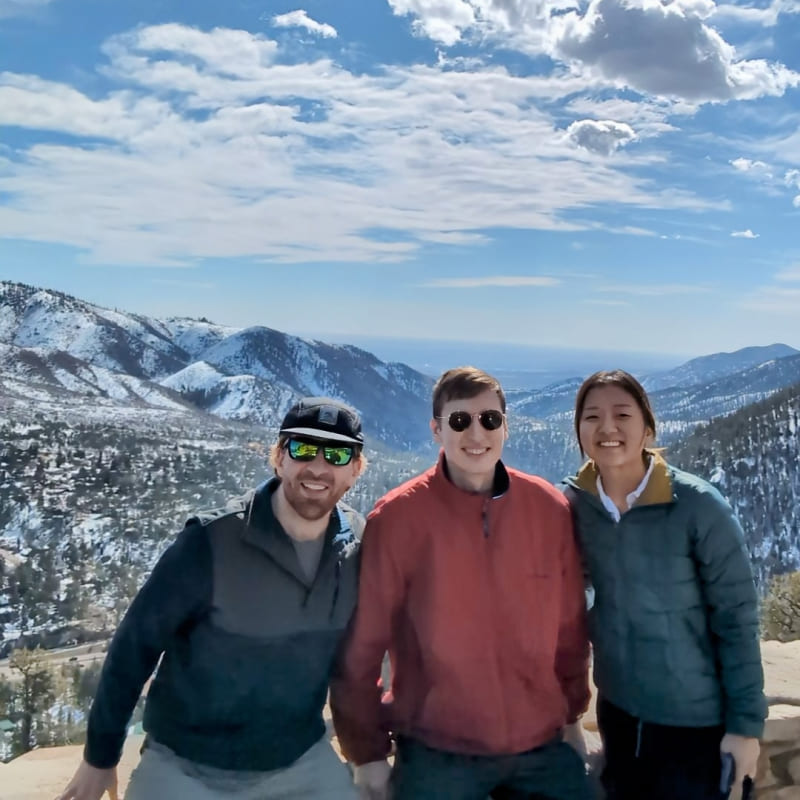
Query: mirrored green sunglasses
286 438 355 466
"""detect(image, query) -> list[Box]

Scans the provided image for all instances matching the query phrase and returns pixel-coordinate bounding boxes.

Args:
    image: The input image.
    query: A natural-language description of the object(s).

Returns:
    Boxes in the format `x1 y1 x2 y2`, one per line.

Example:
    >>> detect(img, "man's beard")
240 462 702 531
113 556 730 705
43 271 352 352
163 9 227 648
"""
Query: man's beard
280 474 343 521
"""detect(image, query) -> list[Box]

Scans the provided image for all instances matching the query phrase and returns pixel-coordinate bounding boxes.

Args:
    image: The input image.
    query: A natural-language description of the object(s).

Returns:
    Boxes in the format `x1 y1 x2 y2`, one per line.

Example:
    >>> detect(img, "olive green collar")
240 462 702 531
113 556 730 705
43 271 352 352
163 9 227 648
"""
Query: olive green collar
574 450 674 508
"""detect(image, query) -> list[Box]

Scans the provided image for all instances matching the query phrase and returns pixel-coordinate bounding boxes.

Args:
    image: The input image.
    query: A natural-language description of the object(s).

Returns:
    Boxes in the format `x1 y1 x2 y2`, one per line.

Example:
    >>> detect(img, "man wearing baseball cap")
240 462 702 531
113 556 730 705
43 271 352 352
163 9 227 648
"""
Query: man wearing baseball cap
59 397 367 800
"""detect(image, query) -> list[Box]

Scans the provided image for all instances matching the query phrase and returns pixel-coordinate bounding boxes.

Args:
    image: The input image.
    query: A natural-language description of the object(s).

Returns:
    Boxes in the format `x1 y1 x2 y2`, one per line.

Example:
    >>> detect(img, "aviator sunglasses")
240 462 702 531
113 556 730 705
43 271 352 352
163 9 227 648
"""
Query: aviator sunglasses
285 438 356 466
437 410 505 433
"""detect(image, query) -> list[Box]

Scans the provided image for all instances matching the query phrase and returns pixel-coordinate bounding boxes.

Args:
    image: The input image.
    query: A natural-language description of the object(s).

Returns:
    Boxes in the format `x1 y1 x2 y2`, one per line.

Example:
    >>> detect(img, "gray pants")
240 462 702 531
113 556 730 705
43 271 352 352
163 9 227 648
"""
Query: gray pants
124 736 358 800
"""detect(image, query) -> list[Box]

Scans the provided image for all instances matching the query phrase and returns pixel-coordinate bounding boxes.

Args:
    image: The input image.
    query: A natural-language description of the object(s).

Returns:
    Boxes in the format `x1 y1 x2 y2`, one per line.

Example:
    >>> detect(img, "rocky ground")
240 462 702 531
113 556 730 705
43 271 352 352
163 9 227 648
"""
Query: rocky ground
1 641 798 800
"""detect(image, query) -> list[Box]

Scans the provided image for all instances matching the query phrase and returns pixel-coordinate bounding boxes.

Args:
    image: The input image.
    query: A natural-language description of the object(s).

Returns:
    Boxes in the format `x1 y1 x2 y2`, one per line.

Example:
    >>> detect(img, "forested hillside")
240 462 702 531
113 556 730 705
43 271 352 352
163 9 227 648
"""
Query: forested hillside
0 411 424 656
671 382 800 587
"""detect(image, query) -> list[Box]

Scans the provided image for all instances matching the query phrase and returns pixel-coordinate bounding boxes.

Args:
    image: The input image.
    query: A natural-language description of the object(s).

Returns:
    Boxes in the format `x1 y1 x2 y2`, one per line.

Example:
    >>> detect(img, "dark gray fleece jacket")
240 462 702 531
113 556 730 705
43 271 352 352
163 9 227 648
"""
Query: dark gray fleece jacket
84 478 362 771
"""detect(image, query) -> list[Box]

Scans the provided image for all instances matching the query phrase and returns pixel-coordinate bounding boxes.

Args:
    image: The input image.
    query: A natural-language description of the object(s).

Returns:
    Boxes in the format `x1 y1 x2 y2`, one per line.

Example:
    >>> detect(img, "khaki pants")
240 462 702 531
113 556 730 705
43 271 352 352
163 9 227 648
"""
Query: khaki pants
125 736 358 800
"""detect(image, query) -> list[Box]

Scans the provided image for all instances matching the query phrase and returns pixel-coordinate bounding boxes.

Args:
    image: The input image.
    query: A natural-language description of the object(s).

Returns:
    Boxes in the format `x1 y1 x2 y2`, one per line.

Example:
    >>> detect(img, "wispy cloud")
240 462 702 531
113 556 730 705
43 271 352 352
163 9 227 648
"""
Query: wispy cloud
728 157 800 208
713 0 800 27
584 299 630 306
0 24 721 266
0 0 54 19
597 283 713 296
564 96 682 140
786 170 800 207
731 229 760 238
775 266 800 281
152 278 217 290
272 10 338 38
741 286 800 313
730 157 773 178
419 276 561 288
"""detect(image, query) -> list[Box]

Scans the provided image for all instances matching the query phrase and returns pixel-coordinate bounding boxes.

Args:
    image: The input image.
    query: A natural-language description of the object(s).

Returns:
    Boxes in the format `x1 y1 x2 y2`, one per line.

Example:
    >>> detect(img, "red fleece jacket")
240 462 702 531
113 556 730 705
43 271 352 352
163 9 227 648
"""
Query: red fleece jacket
330 456 590 765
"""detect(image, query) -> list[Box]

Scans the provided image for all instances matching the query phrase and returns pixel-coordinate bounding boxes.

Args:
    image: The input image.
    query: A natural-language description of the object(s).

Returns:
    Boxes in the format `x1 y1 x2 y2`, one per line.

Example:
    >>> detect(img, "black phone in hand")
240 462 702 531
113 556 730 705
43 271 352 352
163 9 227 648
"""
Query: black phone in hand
720 751 755 799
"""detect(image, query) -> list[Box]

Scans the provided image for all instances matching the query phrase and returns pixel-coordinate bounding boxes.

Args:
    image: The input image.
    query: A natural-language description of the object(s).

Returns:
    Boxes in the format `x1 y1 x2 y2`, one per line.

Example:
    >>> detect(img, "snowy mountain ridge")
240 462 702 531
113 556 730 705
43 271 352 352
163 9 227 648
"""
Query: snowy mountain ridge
0 281 433 449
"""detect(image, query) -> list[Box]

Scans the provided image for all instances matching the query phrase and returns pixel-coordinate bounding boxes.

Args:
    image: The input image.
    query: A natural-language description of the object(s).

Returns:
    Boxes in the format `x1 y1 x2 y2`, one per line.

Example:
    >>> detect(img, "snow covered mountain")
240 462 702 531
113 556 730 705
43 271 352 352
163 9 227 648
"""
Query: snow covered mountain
0 282 188 379
642 343 800 392
671 381 800 587
506 351 800 438
0 281 432 449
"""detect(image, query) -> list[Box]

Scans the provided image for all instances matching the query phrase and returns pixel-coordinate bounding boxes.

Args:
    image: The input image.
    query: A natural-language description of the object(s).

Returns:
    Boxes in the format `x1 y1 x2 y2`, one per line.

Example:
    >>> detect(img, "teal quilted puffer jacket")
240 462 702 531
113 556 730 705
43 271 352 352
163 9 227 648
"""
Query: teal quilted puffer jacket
563 454 766 738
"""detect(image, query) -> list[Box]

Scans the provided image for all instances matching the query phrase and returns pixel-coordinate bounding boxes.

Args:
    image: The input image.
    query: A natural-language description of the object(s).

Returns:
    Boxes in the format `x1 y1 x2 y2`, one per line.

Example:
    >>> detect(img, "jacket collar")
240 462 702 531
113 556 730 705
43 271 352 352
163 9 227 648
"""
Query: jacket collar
239 477 356 585
572 450 674 508
435 451 510 499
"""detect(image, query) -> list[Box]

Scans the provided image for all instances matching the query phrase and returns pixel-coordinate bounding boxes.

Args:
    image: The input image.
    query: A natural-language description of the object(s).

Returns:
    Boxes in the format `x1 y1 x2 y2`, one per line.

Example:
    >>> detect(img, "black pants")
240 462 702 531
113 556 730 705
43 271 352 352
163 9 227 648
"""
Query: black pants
597 697 728 800
390 735 593 800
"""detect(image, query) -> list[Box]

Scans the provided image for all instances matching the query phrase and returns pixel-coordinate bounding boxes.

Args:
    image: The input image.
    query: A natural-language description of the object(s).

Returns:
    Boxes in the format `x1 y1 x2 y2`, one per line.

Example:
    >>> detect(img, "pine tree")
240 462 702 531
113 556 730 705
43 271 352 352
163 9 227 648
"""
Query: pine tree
8 647 57 754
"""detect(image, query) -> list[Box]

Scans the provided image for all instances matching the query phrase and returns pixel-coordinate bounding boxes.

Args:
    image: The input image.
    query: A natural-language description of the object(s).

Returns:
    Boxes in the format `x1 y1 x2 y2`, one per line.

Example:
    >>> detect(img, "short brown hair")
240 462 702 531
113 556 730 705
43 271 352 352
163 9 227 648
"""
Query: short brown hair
574 369 656 456
432 366 506 418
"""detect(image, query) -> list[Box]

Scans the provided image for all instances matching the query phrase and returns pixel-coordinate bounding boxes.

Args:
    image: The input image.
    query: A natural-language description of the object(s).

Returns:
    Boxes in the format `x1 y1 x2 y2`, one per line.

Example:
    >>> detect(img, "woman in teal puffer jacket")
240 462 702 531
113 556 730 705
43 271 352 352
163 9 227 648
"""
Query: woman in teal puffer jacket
563 369 766 800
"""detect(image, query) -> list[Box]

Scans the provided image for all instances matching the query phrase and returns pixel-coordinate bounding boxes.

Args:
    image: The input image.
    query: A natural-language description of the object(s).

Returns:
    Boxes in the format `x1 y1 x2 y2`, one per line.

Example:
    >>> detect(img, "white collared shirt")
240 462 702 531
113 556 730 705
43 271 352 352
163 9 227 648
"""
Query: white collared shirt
596 456 655 522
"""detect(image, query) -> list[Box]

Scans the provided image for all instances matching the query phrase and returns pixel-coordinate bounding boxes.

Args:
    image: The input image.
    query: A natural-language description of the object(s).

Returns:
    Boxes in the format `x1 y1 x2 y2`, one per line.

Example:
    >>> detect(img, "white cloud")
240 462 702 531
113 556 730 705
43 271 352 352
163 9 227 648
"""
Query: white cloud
0 24 732 266
565 119 637 155
0 0 53 18
102 24 281 88
730 157 773 178
153 279 217 290
419 276 561 288
741 286 800 313
786 170 800 206
418 231 491 245
775 266 800 281
386 0 800 103
272 10 338 38
551 0 799 102
387 0 476 45
713 0 800 26
731 229 760 238
564 96 684 139
585 299 631 306
0 73 175 139
604 225 658 236
726 160 800 208
597 283 712 295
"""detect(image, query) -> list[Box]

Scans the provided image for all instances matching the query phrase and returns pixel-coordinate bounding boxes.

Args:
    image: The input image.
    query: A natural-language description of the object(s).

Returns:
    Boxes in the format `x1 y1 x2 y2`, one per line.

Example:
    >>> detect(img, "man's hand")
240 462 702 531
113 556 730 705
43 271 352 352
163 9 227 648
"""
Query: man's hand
56 759 118 800
353 759 392 800
720 733 759 800
562 721 589 762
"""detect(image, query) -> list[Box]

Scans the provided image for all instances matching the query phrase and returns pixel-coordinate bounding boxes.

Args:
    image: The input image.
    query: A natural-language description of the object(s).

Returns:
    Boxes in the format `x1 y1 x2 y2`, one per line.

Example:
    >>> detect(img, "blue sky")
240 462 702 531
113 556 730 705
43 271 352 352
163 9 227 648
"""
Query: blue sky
1 0 799 359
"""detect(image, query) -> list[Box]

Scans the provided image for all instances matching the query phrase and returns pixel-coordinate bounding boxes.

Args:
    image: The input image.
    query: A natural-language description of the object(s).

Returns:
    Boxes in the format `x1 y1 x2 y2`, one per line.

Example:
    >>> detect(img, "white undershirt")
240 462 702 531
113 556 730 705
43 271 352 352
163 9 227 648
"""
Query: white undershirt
596 456 655 522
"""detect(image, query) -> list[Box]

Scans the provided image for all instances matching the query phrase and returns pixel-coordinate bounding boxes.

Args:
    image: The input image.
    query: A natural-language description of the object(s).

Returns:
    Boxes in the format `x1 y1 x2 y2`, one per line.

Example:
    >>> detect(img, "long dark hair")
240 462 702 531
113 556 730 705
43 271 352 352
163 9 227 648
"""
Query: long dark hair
574 370 656 456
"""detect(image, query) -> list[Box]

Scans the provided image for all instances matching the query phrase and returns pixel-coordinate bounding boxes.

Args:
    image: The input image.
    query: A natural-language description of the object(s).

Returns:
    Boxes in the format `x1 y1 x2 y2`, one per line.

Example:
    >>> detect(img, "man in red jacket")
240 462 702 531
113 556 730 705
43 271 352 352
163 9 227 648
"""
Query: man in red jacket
330 366 592 800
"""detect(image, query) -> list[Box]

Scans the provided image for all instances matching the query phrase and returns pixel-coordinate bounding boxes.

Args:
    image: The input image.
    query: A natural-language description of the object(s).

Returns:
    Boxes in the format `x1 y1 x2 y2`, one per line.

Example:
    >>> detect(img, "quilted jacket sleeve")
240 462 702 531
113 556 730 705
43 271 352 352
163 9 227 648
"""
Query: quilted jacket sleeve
692 486 767 739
